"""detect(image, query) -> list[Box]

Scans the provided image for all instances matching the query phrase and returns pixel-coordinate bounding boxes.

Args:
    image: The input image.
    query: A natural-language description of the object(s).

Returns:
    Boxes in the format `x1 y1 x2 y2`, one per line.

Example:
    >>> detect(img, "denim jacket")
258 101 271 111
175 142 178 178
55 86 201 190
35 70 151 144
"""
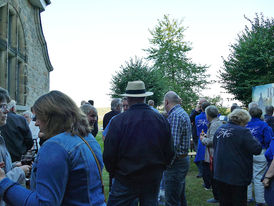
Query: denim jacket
0 132 106 206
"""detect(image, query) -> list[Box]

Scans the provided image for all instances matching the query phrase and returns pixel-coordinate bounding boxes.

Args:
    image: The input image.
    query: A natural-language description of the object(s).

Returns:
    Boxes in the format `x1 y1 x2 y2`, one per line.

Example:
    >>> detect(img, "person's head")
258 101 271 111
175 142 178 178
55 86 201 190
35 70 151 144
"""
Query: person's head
122 97 129 112
249 107 262 119
121 80 153 107
32 90 90 139
111 98 122 112
265 105 274 116
88 100 94 106
148 100 154 107
205 105 219 121
80 100 87 106
0 87 11 103
248 102 258 110
199 98 207 106
201 101 210 112
230 103 241 112
8 100 16 113
80 104 98 127
164 91 181 113
0 93 9 126
22 110 33 124
228 109 251 126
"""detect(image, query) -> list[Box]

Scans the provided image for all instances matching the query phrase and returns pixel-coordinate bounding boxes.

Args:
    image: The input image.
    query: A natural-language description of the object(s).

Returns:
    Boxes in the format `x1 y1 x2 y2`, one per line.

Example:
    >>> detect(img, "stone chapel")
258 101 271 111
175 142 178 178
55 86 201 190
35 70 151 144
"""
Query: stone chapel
0 0 53 110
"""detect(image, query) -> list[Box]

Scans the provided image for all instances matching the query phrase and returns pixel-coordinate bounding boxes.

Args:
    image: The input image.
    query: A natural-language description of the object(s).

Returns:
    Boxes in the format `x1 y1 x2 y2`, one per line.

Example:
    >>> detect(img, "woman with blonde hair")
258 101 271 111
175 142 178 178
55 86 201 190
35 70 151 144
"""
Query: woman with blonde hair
213 109 262 206
0 91 106 205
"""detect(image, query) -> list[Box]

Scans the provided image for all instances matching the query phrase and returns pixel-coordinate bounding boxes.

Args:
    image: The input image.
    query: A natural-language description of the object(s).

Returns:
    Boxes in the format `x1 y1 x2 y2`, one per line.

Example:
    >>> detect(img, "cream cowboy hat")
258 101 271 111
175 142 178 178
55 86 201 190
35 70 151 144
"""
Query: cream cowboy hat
121 80 153 97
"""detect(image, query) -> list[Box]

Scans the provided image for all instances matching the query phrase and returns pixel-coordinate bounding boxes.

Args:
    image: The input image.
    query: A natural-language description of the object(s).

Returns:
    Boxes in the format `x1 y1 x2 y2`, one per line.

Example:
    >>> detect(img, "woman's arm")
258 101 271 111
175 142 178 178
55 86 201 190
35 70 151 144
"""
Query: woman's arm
262 158 274 187
0 141 69 205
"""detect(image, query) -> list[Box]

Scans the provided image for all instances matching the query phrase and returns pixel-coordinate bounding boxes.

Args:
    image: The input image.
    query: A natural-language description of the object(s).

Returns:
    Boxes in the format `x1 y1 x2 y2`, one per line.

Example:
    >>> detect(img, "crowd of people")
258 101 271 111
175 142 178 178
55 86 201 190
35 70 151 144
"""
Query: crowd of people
0 81 273 206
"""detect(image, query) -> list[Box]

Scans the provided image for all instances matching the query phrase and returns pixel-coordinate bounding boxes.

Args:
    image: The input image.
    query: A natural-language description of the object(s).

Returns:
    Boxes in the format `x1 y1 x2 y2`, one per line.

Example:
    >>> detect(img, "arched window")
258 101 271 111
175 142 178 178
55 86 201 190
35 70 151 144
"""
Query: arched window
0 3 27 105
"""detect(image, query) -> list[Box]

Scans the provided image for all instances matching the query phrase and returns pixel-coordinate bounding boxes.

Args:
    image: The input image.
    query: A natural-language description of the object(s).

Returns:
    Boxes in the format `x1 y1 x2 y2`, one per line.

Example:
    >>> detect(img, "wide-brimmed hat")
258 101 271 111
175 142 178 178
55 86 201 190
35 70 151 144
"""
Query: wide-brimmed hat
121 80 153 97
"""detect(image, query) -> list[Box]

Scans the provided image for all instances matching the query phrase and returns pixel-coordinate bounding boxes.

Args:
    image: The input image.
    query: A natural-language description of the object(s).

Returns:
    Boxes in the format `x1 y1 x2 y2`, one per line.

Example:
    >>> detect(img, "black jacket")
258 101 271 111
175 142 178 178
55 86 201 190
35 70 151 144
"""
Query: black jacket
0 112 33 161
213 122 262 186
103 103 174 185
103 110 120 130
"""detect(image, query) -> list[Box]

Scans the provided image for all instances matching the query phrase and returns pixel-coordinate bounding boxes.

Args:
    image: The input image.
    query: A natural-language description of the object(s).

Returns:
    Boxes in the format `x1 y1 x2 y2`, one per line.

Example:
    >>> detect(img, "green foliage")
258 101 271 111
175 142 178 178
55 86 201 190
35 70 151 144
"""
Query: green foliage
220 13 274 106
204 95 230 115
145 15 210 112
110 57 166 106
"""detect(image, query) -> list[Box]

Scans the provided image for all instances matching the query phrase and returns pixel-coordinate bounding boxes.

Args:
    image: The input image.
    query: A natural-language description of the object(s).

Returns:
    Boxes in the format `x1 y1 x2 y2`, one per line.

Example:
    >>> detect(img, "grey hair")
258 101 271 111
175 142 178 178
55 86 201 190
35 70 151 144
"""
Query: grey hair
111 98 121 111
8 100 16 110
248 102 258 110
205 105 219 118
164 91 181 104
80 104 97 115
22 110 33 119
228 109 251 125
265 105 274 116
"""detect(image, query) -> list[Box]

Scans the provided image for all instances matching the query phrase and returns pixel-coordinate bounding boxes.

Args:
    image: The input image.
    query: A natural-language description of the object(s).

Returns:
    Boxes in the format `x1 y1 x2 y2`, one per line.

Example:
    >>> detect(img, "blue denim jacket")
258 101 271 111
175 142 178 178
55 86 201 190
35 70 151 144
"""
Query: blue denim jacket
246 118 272 149
0 132 106 206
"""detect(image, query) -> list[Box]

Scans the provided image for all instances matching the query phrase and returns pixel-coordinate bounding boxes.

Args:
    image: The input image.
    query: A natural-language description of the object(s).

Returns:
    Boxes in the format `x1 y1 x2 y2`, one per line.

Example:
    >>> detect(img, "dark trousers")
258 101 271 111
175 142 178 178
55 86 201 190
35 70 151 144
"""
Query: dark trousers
216 180 247 206
203 162 219 200
107 179 160 206
202 162 211 188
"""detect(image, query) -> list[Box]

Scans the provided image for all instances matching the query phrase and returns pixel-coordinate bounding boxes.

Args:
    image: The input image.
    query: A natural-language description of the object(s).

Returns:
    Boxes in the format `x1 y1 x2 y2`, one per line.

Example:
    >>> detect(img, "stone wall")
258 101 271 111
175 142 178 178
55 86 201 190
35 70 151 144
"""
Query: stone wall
0 0 52 110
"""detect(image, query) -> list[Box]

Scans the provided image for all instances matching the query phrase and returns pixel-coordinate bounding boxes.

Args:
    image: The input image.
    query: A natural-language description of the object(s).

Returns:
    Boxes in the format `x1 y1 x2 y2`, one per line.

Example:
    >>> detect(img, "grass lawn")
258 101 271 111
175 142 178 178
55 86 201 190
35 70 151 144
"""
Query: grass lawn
95 120 256 206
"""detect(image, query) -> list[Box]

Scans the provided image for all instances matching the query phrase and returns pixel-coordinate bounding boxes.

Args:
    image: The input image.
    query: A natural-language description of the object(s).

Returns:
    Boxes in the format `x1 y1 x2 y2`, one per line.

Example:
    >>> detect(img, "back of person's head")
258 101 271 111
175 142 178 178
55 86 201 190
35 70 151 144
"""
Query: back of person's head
148 100 154 106
248 102 258 110
249 107 262 119
33 90 90 139
88 100 94 106
111 98 121 111
230 104 241 112
0 87 10 102
228 109 251 126
265 105 274 116
164 91 181 105
205 105 218 119
201 101 210 112
80 103 97 116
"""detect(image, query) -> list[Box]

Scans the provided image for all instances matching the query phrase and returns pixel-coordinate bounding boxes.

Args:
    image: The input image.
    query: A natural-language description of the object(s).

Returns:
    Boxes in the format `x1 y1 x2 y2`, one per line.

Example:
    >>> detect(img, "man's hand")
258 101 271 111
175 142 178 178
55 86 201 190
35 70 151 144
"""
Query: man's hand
195 104 201 112
20 165 31 176
200 133 206 141
262 177 270 187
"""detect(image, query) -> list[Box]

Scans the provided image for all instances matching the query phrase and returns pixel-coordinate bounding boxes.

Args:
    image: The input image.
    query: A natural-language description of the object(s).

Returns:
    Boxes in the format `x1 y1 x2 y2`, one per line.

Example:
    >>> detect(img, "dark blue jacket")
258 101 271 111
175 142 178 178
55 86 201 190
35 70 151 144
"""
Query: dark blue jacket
103 103 174 185
246 118 272 149
213 122 262 186
0 112 33 161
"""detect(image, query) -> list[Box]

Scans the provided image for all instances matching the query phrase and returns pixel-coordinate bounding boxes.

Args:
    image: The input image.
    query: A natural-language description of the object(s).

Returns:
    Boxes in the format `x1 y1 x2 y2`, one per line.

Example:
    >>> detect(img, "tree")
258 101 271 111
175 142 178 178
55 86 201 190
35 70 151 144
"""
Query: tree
110 57 166 106
220 13 274 106
145 15 210 112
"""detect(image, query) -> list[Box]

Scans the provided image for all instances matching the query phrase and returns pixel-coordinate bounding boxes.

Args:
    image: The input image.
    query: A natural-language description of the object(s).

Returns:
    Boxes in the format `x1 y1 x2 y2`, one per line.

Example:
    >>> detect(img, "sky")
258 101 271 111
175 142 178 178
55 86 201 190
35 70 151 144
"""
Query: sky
41 0 274 108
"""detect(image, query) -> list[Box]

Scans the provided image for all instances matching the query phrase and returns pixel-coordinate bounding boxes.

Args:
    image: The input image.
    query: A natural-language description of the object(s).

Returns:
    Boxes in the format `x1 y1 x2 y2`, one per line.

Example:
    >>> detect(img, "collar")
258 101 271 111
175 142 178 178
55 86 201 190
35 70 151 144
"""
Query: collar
129 103 150 110
168 104 181 116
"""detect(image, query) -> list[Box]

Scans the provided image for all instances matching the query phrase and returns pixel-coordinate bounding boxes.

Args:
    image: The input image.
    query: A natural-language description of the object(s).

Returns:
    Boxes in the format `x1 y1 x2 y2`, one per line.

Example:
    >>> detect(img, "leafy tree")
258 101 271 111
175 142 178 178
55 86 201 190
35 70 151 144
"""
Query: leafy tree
145 15 210 112
110 57 166 106
220 13 274 106
204 95 230 116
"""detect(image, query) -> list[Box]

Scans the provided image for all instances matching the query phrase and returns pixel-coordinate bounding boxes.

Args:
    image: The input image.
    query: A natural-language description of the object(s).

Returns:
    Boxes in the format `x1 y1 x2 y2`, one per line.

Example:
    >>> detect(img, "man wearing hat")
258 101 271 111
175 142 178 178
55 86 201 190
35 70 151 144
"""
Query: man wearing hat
103 80 174 206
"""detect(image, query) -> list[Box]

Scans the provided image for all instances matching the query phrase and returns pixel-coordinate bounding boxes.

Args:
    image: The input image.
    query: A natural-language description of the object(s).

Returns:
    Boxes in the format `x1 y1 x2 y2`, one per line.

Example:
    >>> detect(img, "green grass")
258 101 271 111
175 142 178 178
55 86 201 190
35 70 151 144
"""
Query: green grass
95 124 256 205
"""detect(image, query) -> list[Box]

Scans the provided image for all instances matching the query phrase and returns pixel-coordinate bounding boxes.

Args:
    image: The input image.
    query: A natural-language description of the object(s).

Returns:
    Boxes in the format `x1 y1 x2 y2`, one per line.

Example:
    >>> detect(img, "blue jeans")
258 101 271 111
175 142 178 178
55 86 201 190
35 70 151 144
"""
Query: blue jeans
164 156 190 206
107 179 160 206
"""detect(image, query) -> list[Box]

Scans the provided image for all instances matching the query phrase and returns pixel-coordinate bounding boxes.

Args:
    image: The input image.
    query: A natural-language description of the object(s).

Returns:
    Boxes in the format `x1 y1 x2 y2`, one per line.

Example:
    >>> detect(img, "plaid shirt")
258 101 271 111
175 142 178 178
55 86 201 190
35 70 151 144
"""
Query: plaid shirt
167 104 191 156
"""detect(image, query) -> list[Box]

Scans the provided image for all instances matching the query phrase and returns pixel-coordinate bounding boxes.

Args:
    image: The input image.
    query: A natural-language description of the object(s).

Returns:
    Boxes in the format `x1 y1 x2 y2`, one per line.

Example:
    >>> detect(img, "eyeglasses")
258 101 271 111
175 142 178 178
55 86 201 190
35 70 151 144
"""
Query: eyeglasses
0 104 8 112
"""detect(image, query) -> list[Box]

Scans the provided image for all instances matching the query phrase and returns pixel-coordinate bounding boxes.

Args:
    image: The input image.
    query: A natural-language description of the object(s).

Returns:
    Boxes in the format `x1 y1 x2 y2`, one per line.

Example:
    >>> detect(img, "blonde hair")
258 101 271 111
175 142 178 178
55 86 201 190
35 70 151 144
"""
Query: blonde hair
228 109 251 125
33 90 90 139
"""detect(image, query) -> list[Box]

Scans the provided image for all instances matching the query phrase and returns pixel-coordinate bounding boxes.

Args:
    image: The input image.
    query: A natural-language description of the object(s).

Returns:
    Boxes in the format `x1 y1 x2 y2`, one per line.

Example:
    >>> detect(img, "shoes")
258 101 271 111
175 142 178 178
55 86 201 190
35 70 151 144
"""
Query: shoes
196 174 202 178
207 198 219 203
247 198 254 204
202 184 211 190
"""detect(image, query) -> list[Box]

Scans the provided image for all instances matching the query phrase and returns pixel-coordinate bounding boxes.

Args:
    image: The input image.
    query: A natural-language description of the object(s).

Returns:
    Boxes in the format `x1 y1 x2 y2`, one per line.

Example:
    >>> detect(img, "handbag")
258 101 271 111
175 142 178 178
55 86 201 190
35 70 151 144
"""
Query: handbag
79 136 106 203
